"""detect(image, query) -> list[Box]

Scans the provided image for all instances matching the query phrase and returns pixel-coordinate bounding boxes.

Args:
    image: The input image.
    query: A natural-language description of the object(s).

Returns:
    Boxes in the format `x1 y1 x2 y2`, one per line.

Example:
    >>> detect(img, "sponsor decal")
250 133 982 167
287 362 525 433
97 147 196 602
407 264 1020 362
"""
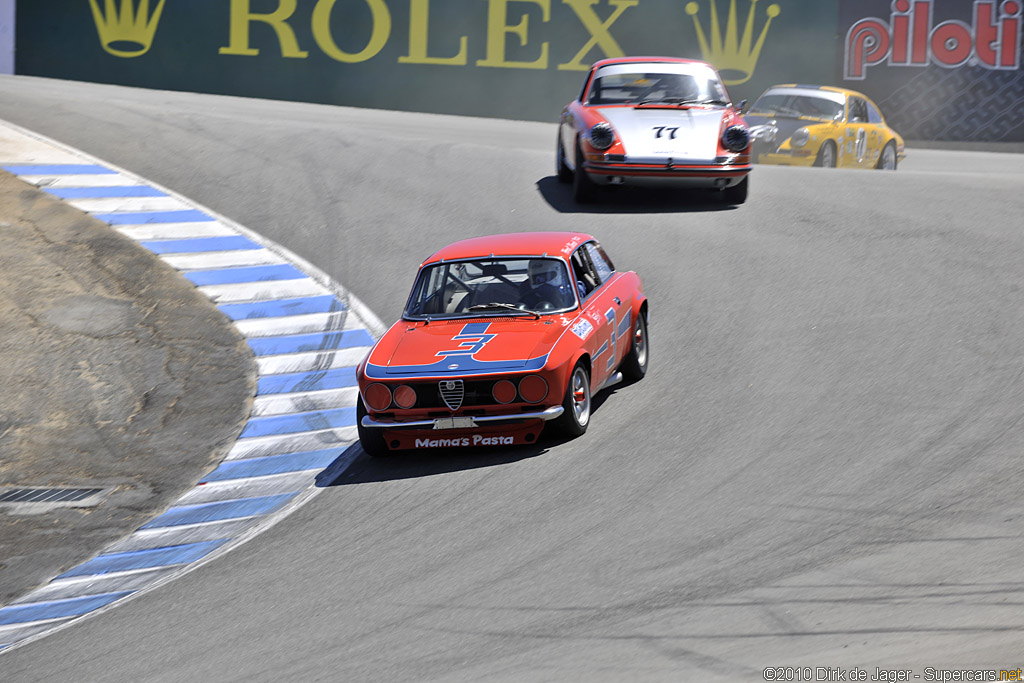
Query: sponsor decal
89 0 166 58
845 0 1022 80
571 319 594 340
685 0 782 85
415 434 515 447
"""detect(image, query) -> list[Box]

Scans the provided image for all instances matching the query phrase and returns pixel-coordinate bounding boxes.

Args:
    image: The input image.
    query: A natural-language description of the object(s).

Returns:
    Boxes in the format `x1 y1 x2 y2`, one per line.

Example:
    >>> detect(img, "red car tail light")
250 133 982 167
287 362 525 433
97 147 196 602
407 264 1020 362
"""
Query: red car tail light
518 375 548 403
393 384 417 409
364 383 392 411
492 379 517 404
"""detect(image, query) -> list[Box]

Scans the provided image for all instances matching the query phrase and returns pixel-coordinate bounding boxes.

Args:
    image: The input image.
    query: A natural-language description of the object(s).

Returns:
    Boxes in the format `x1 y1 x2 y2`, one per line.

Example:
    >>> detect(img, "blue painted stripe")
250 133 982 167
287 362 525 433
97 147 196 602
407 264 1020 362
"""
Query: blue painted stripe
257 366 357 395
594 342 608 359
365 354 548 379
2 163 115 175
56 540 229 578
218 295 343 321
184 264 306 286
240 408 356 438
140 235 262 254
93 209 213 225
141 495 297 529
201 449 341 483
0 592 133 626
461 322 491 335
45 186 167 199
247 329 375 356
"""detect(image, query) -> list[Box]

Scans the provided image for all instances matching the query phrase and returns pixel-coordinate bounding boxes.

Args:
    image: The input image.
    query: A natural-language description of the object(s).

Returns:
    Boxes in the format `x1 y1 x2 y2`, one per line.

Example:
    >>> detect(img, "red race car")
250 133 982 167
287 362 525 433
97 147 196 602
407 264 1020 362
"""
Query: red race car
557 56 752 204
356 232 648 456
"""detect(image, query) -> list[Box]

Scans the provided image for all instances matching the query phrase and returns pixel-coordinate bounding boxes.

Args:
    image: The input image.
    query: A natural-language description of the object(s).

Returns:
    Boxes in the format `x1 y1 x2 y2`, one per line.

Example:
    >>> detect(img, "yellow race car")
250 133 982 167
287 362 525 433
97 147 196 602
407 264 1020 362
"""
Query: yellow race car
745 85 905 170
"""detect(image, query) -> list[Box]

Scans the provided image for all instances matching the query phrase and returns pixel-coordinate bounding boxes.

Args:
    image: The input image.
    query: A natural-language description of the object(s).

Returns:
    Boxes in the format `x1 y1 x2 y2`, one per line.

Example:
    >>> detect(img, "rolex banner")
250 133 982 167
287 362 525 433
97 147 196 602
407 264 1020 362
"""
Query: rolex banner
12 1 1024 142
14 0 837 120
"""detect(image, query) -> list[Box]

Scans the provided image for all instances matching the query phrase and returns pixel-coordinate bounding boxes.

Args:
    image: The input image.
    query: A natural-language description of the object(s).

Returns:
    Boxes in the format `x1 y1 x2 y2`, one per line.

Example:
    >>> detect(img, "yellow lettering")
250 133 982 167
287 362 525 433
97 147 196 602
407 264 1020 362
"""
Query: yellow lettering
219 0 308 58
400 0 468 65
312 0 391 63
476 0 550 69
558 0 637 71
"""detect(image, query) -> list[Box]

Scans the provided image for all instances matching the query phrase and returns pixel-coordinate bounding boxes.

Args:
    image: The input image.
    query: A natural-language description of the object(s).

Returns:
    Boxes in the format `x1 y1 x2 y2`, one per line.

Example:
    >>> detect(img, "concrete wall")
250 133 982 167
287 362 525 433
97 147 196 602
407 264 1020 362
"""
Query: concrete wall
11 0 1024 142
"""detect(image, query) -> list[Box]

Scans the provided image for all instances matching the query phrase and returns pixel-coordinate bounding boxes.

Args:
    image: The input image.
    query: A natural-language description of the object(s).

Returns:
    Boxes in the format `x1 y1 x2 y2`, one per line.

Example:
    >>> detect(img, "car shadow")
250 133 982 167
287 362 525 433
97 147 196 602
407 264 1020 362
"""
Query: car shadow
315 389 619 486
536 175 741 214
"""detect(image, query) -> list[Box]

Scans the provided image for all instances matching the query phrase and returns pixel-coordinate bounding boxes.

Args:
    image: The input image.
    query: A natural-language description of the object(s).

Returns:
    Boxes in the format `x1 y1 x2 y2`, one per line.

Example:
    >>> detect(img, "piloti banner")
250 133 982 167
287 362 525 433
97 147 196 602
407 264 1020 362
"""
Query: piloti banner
840 0 1024 142
16 0 837 121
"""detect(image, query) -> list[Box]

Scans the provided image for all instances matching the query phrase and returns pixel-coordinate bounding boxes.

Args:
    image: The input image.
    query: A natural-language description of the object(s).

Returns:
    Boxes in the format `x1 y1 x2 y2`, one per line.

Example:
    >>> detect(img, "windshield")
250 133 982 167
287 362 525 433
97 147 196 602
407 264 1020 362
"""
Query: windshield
586 64 728 105
751 91 844 120
405 257 578 319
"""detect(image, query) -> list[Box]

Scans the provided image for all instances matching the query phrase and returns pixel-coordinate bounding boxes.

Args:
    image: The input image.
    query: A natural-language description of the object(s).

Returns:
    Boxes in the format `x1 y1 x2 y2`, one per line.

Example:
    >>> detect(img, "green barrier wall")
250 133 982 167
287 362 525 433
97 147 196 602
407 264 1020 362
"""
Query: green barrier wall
13 1 1024 141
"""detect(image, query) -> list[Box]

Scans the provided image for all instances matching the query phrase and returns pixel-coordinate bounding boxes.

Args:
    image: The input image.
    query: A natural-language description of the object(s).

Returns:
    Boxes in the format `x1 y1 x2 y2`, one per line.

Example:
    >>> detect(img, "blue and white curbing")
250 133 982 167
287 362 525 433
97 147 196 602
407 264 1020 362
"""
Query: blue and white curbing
0 119 385 653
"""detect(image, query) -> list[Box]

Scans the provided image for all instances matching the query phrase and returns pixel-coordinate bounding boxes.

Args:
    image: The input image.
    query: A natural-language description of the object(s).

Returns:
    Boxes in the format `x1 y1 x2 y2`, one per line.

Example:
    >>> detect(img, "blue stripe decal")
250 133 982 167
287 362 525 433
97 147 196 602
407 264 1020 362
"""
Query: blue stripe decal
56 540 230 578
240 408 356 438
257 367 358 395
141 495 297 529
93 209 214 225
200 449 341 483
618 315 631 338
247 329 375 356
0 592 133 626
364 354 548 379
460 322 491 335
184 264 307 286
594 342 608 359
2 163 116 175
45 186 167 199
140 235 262 254
218 295 343 321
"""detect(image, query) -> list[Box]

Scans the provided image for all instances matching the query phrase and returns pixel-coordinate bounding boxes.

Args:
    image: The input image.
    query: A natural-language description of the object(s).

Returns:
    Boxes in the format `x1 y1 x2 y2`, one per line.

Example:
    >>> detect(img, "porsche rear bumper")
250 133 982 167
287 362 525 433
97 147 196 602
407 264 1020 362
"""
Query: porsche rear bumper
584 156 751 188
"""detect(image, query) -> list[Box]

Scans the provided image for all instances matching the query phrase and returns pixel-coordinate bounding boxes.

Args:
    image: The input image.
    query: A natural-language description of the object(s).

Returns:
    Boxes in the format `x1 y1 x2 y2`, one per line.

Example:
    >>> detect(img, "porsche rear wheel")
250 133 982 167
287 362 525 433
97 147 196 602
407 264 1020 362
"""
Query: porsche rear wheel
357 400 390 458
723 176 748 205
620 310 649 382
814 141 837 168
573 144 597 203
876 142 898 170
556 133 573 183
555 361 591 437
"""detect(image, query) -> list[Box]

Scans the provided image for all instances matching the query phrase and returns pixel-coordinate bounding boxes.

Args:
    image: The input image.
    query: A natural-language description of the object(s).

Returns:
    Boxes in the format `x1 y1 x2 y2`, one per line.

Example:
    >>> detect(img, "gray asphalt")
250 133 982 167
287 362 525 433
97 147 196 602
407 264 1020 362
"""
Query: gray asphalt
2 75 1024 681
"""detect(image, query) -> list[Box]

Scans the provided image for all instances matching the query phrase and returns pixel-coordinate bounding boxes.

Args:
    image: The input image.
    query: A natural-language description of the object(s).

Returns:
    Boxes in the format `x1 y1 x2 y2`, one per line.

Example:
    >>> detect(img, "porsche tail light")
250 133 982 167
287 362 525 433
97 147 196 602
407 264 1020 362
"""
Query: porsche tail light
492 379 517 404
518 375 548 403
393 384 417 409
364 383 392 411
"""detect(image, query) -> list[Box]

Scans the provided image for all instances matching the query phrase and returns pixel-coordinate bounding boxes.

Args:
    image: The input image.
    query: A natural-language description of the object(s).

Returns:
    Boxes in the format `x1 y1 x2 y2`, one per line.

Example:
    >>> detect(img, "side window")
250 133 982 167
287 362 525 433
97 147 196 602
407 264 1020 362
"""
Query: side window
849 97 868 123
866 100 884 124
584 242 614 282
570 248 599 300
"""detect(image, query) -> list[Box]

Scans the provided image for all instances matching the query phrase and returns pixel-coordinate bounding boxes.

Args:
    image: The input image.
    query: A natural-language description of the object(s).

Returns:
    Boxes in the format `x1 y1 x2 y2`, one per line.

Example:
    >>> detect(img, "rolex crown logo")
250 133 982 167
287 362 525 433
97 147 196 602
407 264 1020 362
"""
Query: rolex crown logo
89 0 166 58
685 0 781 85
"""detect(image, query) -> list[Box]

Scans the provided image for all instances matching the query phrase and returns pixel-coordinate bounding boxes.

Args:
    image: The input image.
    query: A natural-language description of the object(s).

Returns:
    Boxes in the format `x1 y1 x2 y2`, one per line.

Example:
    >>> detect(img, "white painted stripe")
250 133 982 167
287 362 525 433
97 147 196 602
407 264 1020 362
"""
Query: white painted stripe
24 173 144 188
177 472 318 505
160 249 287 271
0 619 77 644
103 521 256 555
10 567 181 603
115 221 236 241
252 387 359 417
234 312 359 338
67 196 192 213
197 278 331 304
227 427 358 461
255 348 370 375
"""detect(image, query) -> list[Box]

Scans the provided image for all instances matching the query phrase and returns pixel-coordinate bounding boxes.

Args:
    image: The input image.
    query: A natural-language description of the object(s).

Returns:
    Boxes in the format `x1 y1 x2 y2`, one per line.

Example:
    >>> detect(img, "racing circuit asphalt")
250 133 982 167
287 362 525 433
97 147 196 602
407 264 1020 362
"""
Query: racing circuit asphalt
1 75 1024 681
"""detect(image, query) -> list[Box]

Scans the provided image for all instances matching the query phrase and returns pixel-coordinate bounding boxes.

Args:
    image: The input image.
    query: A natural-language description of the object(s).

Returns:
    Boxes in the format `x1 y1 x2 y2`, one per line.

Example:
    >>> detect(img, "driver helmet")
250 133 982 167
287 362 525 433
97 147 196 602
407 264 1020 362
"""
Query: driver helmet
528 259 563 289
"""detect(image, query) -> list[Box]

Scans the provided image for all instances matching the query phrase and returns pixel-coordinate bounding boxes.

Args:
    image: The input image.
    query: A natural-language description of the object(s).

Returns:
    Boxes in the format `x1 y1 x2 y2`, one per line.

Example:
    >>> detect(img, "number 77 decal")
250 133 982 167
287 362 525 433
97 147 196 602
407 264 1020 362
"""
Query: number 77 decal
653 126 680 139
